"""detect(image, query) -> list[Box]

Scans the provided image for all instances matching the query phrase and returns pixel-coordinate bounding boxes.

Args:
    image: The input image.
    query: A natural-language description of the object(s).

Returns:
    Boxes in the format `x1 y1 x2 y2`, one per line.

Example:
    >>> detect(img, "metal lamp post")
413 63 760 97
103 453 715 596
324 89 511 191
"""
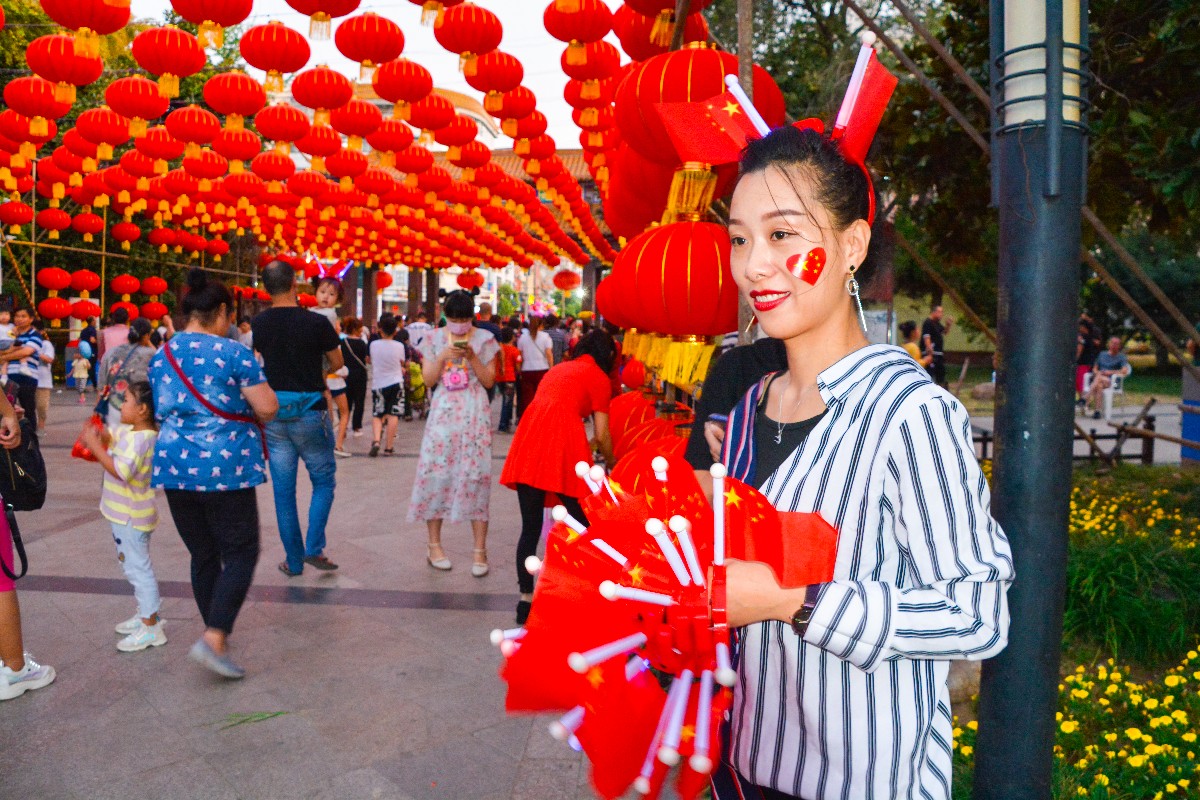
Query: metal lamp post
974 1 1089 797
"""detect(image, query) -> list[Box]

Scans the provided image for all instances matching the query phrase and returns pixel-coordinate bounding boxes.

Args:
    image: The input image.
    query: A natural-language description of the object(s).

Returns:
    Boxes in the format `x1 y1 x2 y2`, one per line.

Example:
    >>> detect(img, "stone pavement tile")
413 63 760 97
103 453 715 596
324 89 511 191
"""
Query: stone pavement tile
86 755 242 800
373 735 517 800
510 757 584 800
304 766 416 800
469 714 533 761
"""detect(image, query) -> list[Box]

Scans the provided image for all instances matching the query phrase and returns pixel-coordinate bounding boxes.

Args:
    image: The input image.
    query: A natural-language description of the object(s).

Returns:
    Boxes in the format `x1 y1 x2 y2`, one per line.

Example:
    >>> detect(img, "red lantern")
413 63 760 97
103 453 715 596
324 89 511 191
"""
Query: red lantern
254 103 312 147
213 128 262 173
204 72 267 131
561 40 620 83
407 93 455 139
168 0 253 48
251 151 297 184
140 301 169 322
330 98 383 151
497 86 538 130
326 148 368 189
71 299 101 321
621 358 646 389
37 296 72 327
131 26 207 99
35 207 71 240
613 5 708 61
285 0 360 39
335 12 405 80
433 114 477 160
38 0 129 58
104 76 170 139
465 50 523 115
110 223 142 252
3 78 70 141
296 292 318 308
0 202 34 233
393 144 433 178
372 58 433 122
296 125 342 172
136 126 187 173
544 0 612 66
110 274 141 298
433 2 502 75
374 270 393 291
206 239 230 261
25 35 103 105
364 119 414 168
552 269 581 291
405 0 464 25
183 148 229 191
110 301 140 320
456 269 485 290
148 227 177 252
292 66 355 126
70 212 104 243
75 106 130 162
507 111 548 149
142 276 169 296
36 266 72 292
240 22 311 93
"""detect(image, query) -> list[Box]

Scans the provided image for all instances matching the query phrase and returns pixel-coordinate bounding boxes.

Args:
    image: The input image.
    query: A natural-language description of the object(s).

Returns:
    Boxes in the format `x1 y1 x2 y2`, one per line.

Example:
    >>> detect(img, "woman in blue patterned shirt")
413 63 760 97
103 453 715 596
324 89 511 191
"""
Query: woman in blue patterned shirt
717 127 1014 799
148 269 278 679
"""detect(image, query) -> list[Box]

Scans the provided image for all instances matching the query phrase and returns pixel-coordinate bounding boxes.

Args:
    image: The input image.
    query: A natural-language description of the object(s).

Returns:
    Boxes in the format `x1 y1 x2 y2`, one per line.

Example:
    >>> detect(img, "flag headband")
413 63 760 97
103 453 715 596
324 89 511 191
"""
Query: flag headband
656 34 897 226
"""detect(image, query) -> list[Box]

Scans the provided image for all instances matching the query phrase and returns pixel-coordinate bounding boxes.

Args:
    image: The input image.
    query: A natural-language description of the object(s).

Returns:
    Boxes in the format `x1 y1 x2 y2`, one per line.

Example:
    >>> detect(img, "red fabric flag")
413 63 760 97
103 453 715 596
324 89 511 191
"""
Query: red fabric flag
655 91 761 165
577 664 668 799
833 51 898 166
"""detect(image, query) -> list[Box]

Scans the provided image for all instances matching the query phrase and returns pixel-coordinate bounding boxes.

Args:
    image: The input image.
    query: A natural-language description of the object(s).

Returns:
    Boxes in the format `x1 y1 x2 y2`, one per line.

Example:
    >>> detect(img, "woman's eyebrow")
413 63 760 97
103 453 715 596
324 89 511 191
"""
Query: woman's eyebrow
763 209 809 221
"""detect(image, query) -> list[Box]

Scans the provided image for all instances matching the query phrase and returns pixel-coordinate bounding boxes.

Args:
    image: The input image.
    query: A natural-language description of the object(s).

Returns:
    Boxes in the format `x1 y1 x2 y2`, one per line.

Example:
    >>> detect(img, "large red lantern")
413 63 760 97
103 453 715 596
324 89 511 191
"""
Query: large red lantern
142 276 169 296
406 93 455 140
251 150 297 183
0 202 34 233
183 148 229 191
296 125 342 172
140 301 169 322
36 266 72 292
432 114 477 160
38 0 129 58
292 66 354 126
111 274 141 299
254 104 312 148
544 0 612 65
35 207 71 239
372 58 433 121
136 126 187 173
497 86 538 130
75 106 130 161
110 222 142 252
433 2 502 76
240 22 311 93
330 98 383 151
110 301 140 321
335 12 405 80
373 270 393 291
326 148 368 189
131 26 207 99
169 0 253 48
364 119 414 167
38 297 72 327
70 269 102 296
25 34 104 105
105 76 170 139
71 299 101 321
285 0 361 39
613 5 709 61
465 50 523 115
70 212 104 243
561 40 620 83
165 105 222 159
213 128 261 173
624 0 714 46
206 238 230 261
552 269 581 291
3 77 70 143
204 72 267 131
456 269 485 290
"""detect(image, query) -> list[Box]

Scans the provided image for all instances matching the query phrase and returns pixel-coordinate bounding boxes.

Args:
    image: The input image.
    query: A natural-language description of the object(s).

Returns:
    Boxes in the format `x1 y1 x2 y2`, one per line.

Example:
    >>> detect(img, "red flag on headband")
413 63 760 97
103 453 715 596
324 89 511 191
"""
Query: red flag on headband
831 50 898 166
655 91 762 165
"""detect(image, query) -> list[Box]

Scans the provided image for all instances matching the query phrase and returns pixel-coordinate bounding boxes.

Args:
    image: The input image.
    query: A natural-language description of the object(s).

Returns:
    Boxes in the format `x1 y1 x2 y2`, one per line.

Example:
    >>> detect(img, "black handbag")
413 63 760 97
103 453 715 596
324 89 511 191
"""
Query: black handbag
1 504 27 580
1 418 47 512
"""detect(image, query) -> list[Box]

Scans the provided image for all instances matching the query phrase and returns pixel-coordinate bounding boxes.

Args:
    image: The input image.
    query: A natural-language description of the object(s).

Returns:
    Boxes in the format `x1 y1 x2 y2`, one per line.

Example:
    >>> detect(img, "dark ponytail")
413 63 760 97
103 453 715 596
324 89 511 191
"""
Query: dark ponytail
127 317 153 344
181 268 232 325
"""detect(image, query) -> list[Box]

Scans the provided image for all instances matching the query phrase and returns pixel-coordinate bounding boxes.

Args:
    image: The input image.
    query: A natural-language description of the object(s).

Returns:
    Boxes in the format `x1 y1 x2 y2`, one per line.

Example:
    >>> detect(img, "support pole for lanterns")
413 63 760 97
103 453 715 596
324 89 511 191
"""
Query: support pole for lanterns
424 268 438 320
30 160 38 309
407 267 420 322
100 206 108 314
973 2 1088 797
735 0 756 345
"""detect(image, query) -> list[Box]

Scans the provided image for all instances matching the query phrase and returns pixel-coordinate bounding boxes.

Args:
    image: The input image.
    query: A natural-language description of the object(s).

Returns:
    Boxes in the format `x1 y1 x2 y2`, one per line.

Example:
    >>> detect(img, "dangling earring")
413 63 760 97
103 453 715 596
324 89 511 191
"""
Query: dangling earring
846 265 868 334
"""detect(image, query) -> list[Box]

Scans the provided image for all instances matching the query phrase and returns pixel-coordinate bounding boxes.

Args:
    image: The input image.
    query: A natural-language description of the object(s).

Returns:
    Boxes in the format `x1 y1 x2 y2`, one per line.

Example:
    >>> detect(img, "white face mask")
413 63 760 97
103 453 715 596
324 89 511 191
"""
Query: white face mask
447 321 472 335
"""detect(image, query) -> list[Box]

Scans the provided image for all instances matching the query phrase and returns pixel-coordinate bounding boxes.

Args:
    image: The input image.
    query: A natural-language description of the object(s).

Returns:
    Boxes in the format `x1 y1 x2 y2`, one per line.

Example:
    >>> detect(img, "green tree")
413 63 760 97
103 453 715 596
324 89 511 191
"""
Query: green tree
496 282 519 317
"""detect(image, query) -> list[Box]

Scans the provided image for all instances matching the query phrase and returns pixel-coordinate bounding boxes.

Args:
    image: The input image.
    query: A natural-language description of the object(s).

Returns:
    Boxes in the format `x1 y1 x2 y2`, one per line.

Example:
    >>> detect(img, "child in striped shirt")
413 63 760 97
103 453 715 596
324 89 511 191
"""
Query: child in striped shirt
81 380 165 653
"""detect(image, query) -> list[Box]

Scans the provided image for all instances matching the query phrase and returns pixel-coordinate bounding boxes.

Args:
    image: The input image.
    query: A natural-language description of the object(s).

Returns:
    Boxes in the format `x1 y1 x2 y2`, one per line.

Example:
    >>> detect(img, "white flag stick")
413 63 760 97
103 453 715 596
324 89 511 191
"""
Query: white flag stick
723 74 771 136
567 632 649 674
646 519 691 587
669 515 706 586
549 705 585 741
658 669 695 765
689 670 716 774
599 581 675 607
710 463 727 566
715 641 737 687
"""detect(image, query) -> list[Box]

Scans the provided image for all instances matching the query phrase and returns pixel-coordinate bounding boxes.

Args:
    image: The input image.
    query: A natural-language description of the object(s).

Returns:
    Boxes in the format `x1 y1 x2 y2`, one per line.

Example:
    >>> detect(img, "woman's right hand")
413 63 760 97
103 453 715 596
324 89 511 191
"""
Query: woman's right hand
0 413 20 450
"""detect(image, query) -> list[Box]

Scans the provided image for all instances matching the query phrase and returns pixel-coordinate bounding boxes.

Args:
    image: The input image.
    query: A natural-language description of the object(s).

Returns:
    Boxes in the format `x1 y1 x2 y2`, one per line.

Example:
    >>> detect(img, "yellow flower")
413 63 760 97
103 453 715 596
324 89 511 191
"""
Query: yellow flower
960 745 973 757
1166 785 1177 794
1105 733 1118 743
1128 754 1147 767
967 720 978 731
1105 684 1119 696
1127 728 1144 741
1075 758 1088 769
1075 788 1087 797
1164 674 1183 688
1178 779 1190 789
1172 710 1188 723
1056 711 1064 721
1146 743 1163 756
1145 697 1160 710
1111 671 1123 682
1061 720 1079 734
1183 732 1197 743
1094 774 1110 786
1071 688 1089 700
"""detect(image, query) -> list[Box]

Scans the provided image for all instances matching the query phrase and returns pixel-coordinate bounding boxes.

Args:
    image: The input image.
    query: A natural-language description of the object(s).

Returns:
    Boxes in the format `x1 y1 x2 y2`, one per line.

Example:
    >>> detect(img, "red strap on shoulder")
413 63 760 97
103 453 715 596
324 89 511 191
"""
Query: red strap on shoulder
164 342 268 462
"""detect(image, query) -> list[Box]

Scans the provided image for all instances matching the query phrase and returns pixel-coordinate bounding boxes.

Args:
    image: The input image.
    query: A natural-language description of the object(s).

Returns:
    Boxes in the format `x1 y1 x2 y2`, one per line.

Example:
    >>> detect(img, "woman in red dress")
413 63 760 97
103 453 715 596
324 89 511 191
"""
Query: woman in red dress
500 330 617 624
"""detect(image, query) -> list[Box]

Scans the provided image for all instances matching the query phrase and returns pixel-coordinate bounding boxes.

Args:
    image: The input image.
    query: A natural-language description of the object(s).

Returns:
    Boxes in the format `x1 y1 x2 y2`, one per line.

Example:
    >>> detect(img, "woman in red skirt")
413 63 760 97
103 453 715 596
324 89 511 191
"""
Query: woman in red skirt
500 330 616 624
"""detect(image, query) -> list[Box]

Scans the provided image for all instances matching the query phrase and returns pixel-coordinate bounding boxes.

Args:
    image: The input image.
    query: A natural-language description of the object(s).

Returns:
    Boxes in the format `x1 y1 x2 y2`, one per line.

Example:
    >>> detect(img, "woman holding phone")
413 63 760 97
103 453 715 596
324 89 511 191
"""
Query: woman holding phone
409 290 501 576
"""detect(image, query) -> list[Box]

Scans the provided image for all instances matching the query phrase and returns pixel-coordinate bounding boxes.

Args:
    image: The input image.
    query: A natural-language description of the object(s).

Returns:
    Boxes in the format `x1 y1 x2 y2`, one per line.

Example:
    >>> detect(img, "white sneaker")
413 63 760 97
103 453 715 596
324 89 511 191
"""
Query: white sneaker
117 622 167 653
0 653 56 701
115 615 142 635
352 430 364 438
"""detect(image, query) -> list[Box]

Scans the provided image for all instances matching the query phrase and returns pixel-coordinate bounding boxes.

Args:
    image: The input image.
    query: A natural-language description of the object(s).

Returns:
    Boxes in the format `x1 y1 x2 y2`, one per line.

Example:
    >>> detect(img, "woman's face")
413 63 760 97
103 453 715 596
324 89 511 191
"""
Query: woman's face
315 282 339 308
727 166 869 342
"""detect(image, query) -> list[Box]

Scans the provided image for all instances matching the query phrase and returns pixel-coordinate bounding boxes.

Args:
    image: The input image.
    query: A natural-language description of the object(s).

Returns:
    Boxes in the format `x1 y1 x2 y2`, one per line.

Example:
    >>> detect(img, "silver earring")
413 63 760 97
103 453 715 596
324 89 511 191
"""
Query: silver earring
846 266 868 334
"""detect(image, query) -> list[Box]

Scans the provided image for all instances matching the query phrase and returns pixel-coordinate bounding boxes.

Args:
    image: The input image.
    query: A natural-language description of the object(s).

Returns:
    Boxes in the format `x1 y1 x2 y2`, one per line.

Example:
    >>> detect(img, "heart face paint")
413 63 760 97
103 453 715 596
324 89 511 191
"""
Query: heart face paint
786 247 827 286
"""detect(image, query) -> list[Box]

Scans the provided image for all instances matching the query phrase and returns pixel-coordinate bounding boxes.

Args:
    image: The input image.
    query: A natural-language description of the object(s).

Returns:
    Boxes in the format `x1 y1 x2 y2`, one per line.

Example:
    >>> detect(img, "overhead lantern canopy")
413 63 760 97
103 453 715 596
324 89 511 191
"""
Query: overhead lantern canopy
432 2 502 76
38 0 130 58
169 0 253 48
335 12 405 81
240 22 311 94
26 34 104 105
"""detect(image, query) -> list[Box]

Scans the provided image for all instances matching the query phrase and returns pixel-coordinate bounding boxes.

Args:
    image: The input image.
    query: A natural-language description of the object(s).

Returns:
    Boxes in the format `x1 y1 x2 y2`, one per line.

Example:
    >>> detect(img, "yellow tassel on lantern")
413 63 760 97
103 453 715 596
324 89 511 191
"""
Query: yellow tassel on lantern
340 176 353 190
581 79 600 101
501 118 518 138
462 53 479 77
137 177 149 191
650 10 675 46
199 179 212 192
309 12 332 40
97 143 114 161
198 20 224 48
392 102 411 121
153 159 167 175
158 73 180 99
665 162 717 220
579 107 599 128
310 156 326 172
554 0 580 11
314 109 331 126
462 167 476 182
514 138 531 157
484 92 503 115
47 229 59 240
53 82 76 104
274 141 290 156
265 70 284 93
229 160 244 174
51 185 64 200
225 114 244 132
121 241 131 252
74 28 100 59
348 135 363 152
117 190 130 204
566 41 587 66
19 143 36 161
129 117 148 138
184 142 200 160
586 131 604 148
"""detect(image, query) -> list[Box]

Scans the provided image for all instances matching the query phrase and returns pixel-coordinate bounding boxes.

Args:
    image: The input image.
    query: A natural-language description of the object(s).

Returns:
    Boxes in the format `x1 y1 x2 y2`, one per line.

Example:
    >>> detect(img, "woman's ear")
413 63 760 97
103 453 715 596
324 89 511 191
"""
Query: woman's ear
841 219 872 273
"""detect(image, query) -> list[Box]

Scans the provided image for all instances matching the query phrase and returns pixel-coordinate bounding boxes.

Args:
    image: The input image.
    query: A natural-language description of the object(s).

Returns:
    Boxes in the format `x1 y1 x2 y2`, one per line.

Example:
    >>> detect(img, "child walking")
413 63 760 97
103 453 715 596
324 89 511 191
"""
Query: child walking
81 380 165 653
72 352 91 404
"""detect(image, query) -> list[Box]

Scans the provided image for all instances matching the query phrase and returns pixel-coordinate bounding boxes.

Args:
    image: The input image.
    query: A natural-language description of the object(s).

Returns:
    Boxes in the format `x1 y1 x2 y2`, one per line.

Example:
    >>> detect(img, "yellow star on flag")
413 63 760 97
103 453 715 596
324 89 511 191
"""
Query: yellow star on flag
586 667 605 689
722 101 742 116
681 724 696 743
627 564 647 587
725 485 744 508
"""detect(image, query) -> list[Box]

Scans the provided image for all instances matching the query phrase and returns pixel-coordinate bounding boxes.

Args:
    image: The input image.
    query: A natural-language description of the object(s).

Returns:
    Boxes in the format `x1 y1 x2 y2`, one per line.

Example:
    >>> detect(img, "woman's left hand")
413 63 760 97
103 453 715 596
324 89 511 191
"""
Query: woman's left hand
0 414 20 450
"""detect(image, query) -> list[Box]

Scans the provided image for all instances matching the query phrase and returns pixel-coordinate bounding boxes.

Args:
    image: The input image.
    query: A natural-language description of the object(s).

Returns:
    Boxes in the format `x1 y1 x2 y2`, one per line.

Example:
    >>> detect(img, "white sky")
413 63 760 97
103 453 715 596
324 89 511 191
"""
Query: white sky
135 0 627 148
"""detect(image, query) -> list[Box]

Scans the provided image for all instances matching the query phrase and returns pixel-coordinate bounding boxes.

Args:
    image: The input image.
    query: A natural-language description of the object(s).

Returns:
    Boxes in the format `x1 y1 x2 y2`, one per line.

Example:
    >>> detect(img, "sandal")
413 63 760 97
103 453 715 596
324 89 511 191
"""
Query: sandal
368 442 380 458
383 447 395 457
427 544 452 571
471 548 489 578
278 561 302 577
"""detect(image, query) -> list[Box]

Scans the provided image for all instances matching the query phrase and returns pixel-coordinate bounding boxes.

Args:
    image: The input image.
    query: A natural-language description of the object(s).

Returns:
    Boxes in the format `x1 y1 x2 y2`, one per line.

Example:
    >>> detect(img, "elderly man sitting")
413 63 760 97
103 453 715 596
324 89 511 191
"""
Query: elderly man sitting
1085 336 1132 418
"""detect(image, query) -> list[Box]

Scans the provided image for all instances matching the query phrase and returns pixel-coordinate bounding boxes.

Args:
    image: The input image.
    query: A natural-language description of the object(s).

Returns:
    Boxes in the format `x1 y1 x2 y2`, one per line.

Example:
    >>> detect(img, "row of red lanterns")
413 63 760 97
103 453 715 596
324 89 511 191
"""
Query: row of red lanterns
34 267 172 326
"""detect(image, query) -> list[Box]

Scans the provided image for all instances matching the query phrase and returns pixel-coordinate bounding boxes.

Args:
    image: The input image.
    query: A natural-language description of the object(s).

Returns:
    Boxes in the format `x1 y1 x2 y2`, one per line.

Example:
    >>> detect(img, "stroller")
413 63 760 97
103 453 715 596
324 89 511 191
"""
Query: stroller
405 360 428 420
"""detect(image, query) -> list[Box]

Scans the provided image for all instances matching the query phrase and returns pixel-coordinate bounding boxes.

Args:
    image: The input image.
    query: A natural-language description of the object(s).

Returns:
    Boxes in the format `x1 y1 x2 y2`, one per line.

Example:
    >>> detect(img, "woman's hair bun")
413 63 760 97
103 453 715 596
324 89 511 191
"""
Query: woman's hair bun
186 267 208 292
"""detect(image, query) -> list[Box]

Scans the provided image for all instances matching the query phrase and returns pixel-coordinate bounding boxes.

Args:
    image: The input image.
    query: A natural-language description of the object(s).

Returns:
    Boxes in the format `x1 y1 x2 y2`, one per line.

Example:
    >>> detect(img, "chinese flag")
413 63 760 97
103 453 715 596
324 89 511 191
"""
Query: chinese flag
655 91 763 165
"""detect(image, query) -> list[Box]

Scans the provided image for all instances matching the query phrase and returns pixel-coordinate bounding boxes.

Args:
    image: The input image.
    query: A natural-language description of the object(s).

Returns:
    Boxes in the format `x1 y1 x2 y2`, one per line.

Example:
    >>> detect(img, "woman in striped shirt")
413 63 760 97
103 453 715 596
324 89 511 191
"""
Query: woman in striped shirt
717 126 1014 800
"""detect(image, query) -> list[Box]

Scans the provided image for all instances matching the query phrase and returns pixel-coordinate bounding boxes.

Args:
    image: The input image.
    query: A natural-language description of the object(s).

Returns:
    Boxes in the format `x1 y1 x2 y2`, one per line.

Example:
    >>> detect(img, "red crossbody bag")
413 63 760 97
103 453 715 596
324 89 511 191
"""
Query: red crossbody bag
164 342 269 462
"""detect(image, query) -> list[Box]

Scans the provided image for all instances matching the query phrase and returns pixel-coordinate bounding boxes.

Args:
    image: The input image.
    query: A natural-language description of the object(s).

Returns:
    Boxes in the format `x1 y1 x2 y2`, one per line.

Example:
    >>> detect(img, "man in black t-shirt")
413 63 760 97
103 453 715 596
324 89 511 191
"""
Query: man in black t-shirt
921 305 954 387
252 261 345 577
684 337 789 478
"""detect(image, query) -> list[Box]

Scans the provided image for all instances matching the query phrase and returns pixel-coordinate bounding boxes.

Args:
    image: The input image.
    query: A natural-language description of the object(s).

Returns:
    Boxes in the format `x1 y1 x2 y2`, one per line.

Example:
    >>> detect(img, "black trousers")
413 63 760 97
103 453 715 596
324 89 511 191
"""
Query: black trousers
9 378 37 430
166 488 260 635
515 483 587 595
345 372 368 431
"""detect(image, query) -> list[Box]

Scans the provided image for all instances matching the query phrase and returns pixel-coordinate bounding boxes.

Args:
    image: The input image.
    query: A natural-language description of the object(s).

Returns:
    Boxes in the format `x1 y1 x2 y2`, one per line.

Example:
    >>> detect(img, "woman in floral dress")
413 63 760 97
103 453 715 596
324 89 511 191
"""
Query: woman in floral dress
408 290 501 576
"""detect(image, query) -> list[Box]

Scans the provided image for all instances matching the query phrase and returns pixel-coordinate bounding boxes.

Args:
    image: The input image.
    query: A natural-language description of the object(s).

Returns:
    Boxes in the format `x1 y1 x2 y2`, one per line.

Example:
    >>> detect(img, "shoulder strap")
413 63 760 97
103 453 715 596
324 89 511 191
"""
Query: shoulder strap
165 342 268 461
1 505 27 580
342 338 368 369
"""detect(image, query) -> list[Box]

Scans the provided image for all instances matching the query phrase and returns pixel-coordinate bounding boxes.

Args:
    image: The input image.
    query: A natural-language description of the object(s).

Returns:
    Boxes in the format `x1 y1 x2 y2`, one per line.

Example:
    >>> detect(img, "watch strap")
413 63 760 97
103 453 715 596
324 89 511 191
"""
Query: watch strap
790 583 824 639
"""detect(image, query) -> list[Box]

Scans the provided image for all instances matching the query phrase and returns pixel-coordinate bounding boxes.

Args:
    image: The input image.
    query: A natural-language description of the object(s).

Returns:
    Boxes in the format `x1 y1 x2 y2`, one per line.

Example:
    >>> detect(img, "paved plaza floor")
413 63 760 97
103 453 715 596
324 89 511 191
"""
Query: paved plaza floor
1 393 625 800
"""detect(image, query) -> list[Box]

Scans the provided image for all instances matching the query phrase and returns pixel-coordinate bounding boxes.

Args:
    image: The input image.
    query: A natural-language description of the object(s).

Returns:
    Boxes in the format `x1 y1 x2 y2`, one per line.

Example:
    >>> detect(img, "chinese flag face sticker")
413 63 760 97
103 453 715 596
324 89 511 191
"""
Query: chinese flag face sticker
786 247 826 286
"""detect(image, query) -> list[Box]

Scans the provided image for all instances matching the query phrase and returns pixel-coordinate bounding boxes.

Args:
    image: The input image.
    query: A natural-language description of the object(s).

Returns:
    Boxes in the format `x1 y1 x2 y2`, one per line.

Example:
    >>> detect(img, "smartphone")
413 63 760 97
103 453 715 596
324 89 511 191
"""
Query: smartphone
452 340 469 349
707 413 729 424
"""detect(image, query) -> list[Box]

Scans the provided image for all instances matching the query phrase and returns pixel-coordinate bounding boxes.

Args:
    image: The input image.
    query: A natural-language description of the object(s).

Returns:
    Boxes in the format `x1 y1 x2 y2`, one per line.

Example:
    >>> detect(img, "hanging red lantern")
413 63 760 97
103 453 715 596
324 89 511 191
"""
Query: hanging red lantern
330 98 383 152
326 148 368 190
497 86 538 133
136 126 187 174
335 12 405 81
285 0 361 39
38 0 129 58
447 140 490 180
405 0 464 25
38 297 72 327
169 0 253 48
251 150 297 184
296 125 342 172
3 77 71 140
35 207 71 239
105 76 170 139
465 50 523 115
111 301 140 320
140 301 169 322
70 212 105 243
36 266 72 292
148 227 177 252
143 276 169 296
613 5 709 61
507 112 548 151
69 268 102 296
432 114 477 160
131 26 207 99
624 0 714 47
561 40 620 85
25 34 104 105
456 269 485 290
203 72 267 132
374 270 393 291
364 119 414 168
111 274 141 299
0 202 34 234
552 269 582 291
75 106 130 161
254 103 312 148
433 2 502 75
296 292 318 308
392 144 433 179
406 93 456 140
544 0 612 66
110 222 142 252
183 148 229 191
372 58 433 122
292 66 355 127
71 299 102 321
165 105 222 159
240 22 311 93
206 238 230 261
0 110 57 163
213 128 262 174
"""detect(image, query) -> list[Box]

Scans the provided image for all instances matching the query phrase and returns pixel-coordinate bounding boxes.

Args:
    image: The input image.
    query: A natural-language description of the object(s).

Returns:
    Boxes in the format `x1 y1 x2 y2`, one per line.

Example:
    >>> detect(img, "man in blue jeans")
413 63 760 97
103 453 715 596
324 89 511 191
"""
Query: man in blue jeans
251 261 345 576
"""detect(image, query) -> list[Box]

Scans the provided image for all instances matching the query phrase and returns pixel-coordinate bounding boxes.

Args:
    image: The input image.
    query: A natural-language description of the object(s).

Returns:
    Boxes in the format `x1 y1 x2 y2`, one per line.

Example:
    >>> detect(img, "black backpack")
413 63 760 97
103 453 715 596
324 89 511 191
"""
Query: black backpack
1 418 47 512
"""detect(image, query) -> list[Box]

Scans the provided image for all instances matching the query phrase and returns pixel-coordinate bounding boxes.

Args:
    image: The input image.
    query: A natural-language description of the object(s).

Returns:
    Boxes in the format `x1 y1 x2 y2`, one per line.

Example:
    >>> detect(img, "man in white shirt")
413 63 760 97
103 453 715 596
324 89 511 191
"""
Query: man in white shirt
34 320 54 431
405 311 433 355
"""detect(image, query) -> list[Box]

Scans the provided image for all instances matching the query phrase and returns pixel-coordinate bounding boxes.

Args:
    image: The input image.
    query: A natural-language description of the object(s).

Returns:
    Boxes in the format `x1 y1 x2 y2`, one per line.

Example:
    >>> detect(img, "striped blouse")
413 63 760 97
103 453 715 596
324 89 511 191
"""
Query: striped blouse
100 427 159 532
720 344 1014 800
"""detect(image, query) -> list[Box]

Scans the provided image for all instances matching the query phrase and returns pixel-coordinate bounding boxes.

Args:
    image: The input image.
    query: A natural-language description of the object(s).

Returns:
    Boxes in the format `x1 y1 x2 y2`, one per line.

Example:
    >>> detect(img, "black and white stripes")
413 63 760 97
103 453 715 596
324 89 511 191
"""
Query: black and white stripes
724 344 1014 800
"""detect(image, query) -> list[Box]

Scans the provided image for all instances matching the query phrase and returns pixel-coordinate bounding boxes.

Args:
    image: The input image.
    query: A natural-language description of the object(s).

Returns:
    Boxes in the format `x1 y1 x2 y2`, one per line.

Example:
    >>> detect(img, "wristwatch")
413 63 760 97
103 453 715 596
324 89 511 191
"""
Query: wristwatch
790 584 823 639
